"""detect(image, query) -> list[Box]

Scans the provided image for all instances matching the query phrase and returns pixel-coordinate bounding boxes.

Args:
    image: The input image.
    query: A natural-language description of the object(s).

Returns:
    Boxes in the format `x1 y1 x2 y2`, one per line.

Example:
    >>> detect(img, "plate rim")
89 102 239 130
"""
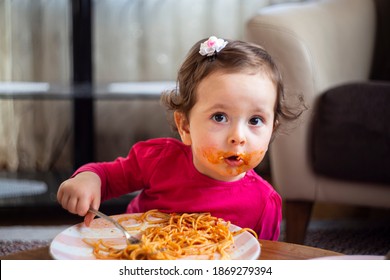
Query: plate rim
50 212 261 260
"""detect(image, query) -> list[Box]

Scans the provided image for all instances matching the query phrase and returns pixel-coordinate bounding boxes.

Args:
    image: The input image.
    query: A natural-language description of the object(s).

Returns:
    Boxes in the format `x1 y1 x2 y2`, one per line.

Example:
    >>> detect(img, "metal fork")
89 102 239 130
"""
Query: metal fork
88 207 139 244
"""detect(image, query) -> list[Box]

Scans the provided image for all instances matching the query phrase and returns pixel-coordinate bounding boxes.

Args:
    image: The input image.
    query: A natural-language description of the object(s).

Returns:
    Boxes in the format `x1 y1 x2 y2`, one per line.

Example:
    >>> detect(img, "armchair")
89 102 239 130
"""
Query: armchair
246 0 390 244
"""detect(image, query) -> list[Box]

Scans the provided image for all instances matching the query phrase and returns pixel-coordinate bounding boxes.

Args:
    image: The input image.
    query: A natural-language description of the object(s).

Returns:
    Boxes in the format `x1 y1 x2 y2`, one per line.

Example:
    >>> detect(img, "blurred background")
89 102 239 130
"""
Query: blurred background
0 0 389 257
0 0 292 174
0 0 300 219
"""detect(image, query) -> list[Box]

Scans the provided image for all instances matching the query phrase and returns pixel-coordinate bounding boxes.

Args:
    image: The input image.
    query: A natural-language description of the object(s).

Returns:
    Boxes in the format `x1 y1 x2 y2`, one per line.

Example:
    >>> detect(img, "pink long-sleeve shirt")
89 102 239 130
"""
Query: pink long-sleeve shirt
75 138 282 240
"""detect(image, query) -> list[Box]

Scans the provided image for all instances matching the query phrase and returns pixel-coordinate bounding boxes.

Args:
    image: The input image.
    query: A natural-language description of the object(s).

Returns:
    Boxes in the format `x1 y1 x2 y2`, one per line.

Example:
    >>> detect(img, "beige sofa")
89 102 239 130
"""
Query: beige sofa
246 0 390 244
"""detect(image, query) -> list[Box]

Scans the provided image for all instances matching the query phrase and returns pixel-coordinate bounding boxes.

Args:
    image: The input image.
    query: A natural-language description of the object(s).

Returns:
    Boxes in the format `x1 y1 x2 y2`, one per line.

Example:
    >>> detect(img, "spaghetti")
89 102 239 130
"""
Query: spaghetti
83 209 258 260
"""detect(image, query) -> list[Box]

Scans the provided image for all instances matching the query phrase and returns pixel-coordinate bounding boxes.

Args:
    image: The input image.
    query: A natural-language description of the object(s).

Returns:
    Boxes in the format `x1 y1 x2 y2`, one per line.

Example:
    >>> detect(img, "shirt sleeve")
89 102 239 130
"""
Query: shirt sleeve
73 143 152 201
72 138 178 203
256 190 282 241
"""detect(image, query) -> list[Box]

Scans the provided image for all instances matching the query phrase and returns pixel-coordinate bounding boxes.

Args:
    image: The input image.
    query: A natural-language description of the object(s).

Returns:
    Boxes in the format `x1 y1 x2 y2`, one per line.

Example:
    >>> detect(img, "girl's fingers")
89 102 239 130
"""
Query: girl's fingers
84 196 101 226
66 197 79 214
84 212 95 227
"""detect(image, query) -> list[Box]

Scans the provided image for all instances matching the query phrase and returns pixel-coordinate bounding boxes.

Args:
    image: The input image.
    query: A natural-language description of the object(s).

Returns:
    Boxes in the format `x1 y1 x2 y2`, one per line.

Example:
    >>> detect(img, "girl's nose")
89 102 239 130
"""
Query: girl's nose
228 126 246 145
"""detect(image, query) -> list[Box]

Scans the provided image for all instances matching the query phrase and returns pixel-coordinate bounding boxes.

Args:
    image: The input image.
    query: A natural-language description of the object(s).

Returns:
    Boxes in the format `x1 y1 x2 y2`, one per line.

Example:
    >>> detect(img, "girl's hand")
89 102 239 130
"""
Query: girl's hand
57 171 101 226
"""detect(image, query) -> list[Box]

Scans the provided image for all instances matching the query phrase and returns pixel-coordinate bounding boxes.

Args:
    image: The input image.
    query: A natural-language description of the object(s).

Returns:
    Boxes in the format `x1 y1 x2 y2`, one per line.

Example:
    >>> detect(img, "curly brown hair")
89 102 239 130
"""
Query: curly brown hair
161 38 304 135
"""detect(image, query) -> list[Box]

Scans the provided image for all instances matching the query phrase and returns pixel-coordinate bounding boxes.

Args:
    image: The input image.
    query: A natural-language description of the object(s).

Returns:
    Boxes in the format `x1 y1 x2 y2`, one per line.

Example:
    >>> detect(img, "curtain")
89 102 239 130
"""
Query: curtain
94 0 276 82
0 0 71 171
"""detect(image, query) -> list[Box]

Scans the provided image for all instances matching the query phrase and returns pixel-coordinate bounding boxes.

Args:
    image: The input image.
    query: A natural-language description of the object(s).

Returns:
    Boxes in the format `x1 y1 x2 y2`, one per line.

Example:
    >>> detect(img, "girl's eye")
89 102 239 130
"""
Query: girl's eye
249 116 263 126
212 113 227 123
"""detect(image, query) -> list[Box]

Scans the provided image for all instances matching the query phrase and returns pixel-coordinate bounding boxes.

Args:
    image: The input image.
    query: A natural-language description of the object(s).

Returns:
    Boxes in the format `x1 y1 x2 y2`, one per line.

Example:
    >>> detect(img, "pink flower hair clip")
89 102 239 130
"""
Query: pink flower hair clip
199 36 228 58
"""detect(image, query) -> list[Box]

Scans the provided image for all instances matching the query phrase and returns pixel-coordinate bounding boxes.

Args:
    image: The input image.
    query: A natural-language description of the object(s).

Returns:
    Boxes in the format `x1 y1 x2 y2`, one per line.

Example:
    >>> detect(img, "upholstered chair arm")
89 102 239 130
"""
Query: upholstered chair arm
246 0 376 200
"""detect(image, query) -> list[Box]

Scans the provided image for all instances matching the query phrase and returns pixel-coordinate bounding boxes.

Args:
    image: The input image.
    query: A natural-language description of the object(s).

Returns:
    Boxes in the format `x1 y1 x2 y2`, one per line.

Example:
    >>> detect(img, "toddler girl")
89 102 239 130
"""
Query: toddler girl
57 36 302 240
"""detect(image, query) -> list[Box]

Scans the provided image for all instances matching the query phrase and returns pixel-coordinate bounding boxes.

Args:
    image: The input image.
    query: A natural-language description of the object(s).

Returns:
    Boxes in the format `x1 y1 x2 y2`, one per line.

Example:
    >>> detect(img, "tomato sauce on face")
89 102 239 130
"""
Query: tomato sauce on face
202 148 265 170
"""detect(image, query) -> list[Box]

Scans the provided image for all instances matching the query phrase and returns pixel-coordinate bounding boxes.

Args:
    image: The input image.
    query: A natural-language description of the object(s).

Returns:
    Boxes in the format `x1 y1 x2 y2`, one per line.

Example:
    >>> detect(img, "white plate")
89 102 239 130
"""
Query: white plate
50 213 261 260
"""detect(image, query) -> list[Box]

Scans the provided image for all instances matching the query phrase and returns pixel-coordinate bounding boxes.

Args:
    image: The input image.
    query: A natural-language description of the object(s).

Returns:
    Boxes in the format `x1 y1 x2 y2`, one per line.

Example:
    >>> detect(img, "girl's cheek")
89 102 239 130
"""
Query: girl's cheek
201 147 224 164
249 149 266 166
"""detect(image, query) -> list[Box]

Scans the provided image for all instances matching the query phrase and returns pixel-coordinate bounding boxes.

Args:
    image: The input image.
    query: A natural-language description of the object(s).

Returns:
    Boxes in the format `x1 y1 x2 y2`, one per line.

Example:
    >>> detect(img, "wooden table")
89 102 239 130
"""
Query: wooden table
0 240 342 260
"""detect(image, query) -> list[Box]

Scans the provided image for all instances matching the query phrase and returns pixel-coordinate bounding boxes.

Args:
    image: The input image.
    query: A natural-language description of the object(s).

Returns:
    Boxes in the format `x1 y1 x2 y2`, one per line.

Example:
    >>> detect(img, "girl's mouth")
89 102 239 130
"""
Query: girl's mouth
227 155 242 161
202 147 265 170
221 154 246 167
202 148 257 167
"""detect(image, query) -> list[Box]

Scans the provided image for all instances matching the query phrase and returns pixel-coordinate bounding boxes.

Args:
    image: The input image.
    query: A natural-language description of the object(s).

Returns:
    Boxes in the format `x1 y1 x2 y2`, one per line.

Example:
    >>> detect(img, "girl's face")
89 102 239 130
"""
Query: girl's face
175 71 277 182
